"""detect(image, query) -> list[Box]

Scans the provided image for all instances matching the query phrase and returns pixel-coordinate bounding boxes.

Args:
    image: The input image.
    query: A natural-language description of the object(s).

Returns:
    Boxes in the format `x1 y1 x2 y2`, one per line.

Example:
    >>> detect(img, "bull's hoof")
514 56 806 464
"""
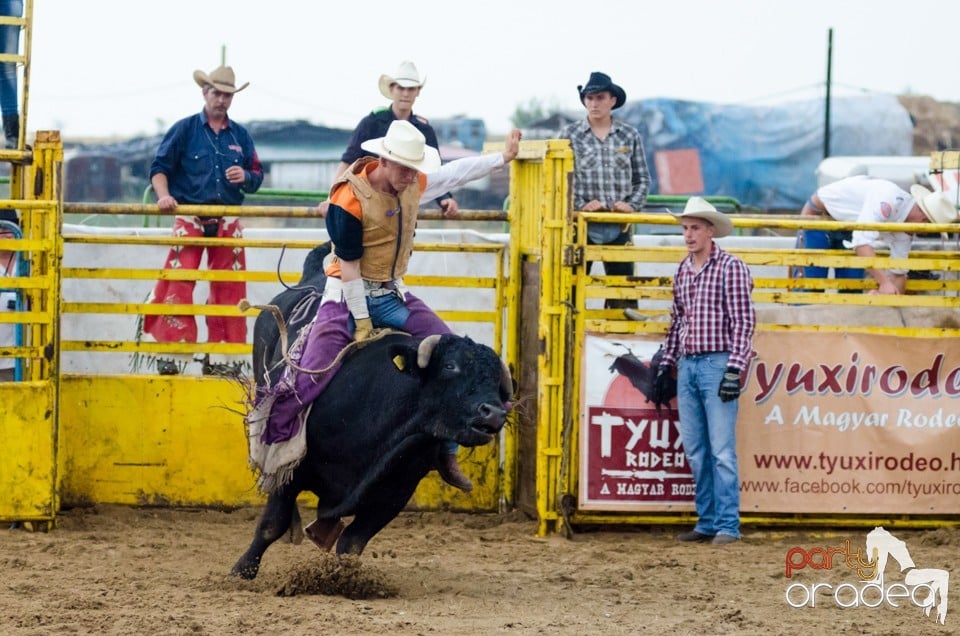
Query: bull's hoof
304 518 345 551
230 561 259 580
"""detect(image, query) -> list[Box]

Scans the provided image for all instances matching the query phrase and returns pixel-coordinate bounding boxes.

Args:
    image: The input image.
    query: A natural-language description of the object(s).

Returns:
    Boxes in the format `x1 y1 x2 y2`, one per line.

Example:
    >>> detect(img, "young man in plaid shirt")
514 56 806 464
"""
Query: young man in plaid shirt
652 197 755 545
558 71 650 309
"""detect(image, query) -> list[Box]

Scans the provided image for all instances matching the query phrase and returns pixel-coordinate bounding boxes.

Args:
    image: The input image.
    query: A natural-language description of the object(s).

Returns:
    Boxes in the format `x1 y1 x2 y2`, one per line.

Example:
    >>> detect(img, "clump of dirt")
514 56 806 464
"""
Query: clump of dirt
274 553 398 599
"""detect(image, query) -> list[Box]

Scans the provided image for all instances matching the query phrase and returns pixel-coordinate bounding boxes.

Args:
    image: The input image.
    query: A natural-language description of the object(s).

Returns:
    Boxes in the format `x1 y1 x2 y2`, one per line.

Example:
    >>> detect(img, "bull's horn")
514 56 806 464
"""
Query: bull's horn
500 360 514 399
417 335 443 368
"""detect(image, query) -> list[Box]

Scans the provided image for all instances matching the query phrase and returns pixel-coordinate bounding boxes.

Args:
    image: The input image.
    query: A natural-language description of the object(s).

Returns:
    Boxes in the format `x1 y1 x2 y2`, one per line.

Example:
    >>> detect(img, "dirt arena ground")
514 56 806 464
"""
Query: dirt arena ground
1 505 956 635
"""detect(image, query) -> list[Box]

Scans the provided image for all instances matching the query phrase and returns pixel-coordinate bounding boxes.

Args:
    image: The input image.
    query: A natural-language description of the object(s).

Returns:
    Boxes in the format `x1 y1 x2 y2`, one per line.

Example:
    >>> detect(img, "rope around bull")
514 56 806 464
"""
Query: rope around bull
237 298 402 376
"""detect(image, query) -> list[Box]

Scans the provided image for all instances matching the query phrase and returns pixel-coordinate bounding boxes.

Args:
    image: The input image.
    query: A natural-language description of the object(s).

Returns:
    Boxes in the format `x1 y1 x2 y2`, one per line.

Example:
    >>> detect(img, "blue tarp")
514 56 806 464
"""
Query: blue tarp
619 94 914 210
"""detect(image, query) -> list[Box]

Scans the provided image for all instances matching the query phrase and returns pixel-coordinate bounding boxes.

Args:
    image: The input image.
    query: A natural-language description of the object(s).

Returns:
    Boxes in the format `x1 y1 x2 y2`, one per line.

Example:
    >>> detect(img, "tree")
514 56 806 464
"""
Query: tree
511 98 551 128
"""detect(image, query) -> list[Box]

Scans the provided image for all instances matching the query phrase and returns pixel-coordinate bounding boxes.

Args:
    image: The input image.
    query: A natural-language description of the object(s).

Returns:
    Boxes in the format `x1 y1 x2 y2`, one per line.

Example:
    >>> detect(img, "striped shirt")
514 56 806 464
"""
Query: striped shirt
661 243 756 371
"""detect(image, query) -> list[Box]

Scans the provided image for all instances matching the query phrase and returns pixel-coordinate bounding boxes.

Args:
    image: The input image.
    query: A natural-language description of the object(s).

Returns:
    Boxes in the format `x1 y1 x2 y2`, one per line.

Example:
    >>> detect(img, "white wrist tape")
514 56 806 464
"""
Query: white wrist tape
341 278 369 320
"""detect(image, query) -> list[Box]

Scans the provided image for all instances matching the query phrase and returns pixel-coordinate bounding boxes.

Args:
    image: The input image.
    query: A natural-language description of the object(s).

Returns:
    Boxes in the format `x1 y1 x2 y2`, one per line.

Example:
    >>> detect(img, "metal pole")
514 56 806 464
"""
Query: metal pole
824 28 833 159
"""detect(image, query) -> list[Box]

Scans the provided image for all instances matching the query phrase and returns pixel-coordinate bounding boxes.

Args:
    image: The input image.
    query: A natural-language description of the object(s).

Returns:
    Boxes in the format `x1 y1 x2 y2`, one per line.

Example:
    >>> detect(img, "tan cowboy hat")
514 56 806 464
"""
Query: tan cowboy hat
361 120 441 173
378 61 426 100
675 196 734 238
193 65 249 93
910 185 959 224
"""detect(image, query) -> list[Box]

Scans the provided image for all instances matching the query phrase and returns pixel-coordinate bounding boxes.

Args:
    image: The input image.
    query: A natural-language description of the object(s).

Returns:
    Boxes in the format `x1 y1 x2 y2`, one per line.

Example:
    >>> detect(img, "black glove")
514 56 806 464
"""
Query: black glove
718 366 742 402
651 365 673 407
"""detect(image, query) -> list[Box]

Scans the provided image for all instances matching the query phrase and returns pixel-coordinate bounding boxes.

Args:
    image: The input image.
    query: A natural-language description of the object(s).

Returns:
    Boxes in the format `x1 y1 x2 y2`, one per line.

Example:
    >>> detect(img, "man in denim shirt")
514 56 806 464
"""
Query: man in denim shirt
142 65 263 374
559 71 650 309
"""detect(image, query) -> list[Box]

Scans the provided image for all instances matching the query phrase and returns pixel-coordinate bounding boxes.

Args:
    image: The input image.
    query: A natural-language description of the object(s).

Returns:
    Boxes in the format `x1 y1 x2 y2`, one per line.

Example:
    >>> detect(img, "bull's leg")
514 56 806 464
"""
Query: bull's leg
336 502 406 556
335 472 425 555
230 489 298 579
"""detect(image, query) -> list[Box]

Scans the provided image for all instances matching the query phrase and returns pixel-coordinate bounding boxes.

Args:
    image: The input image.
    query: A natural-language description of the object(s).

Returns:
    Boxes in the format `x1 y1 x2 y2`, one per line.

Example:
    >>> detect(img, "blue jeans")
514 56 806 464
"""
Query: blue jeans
677 352 741 537
367 290 410 329
798 228 863 282
0 0 22 116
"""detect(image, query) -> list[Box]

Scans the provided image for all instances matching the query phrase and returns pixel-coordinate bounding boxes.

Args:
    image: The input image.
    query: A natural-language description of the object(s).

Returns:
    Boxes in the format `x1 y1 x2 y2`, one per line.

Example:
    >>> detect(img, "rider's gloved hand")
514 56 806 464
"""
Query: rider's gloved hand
718 366 742 403
651 365 673 408
353 317 374 342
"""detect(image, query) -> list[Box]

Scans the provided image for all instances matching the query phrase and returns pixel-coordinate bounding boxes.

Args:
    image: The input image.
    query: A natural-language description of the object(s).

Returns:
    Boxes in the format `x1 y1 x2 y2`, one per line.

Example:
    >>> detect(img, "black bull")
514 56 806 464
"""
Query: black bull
232 244 512 579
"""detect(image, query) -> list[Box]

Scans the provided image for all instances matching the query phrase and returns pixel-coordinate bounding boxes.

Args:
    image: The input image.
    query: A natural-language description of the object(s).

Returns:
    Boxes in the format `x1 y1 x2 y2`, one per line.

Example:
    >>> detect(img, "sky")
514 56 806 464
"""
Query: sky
23 0 960 140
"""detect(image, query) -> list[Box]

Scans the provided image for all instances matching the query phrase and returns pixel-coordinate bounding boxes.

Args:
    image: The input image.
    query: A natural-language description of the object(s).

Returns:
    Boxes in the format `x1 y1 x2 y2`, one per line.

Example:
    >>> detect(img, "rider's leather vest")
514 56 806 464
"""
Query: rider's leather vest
333 157 420 282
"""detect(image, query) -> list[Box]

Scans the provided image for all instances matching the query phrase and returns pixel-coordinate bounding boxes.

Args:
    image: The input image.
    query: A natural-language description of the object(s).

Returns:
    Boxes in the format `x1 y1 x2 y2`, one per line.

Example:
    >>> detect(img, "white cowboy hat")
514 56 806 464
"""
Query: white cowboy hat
360 120 441 173
378 61 426 100
675 196 734 238
193 65 249 93
910 185 959 225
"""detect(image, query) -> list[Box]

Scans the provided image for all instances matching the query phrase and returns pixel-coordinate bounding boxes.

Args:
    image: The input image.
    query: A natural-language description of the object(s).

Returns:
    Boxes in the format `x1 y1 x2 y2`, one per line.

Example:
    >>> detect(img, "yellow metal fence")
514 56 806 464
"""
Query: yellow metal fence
2 127 518 522
51 203 515 513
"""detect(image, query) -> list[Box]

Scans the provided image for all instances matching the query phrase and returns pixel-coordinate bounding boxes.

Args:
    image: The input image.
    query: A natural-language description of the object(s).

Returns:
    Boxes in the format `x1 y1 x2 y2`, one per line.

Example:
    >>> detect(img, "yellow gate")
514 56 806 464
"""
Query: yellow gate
52 210 512 512
0 130 62 527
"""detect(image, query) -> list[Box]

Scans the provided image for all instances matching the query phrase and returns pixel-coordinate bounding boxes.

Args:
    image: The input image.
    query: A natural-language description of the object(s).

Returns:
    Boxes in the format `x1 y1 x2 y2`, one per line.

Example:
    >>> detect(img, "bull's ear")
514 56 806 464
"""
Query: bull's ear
387 342 421 376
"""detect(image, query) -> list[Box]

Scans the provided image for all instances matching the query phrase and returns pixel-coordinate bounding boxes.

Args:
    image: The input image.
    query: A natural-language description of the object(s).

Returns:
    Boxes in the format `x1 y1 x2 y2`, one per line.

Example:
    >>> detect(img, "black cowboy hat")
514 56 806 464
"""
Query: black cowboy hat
577 71 627 109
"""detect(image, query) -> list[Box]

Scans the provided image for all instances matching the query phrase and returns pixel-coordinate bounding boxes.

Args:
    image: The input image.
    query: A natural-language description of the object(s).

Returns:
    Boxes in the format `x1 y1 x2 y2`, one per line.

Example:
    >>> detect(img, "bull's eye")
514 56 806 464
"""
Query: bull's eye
444 362 458 372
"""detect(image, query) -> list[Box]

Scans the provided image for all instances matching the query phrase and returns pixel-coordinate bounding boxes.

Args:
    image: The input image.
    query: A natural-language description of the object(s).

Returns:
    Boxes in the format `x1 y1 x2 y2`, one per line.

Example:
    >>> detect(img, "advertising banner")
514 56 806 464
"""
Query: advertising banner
579 332 960 514
579 335 694 511
741 330 960 514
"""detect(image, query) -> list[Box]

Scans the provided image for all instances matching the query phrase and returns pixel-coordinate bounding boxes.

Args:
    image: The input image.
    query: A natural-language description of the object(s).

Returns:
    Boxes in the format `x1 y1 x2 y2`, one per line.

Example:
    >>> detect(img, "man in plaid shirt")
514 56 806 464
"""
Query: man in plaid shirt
558 71 649 309
652 197 755 545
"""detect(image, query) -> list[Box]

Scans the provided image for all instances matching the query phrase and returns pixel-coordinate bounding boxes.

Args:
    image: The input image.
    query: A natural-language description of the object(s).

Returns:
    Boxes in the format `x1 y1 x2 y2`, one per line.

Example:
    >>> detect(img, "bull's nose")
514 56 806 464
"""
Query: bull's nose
478 402 507 429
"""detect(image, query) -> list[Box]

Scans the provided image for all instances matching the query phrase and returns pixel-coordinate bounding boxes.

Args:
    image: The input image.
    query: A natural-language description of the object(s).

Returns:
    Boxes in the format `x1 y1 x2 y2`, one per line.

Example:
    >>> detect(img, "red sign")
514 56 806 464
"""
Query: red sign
579 336 695 511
